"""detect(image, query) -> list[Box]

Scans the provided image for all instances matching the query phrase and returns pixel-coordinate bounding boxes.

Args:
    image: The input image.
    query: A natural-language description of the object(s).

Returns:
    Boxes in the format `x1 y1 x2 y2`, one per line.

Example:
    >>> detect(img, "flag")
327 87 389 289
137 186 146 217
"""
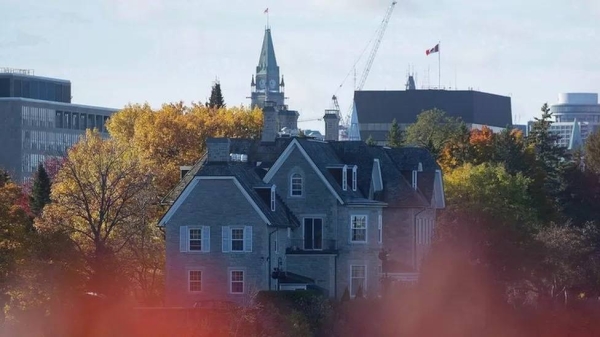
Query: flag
426 44 439 56
264 8 269 14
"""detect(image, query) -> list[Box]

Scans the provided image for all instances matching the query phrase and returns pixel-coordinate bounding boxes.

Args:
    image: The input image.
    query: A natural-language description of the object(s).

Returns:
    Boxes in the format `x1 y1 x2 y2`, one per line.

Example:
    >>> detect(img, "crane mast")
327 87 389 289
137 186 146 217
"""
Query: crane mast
357 1 397 91
345 1 397 140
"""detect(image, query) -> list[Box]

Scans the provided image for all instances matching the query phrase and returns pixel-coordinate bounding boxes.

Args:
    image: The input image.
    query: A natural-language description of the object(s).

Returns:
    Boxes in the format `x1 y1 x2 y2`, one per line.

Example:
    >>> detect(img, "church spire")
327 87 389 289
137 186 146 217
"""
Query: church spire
257 28 278 72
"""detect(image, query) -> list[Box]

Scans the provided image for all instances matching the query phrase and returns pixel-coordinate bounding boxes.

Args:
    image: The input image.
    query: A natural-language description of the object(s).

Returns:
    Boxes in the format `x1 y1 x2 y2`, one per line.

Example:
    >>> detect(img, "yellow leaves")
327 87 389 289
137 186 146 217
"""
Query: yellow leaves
106 103 262 195
39 129 150 253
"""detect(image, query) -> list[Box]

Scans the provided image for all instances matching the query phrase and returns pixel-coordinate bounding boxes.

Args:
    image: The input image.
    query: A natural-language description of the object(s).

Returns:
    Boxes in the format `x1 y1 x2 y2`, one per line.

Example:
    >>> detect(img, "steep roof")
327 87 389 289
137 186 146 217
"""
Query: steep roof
257 29 278 73
197 162 299 228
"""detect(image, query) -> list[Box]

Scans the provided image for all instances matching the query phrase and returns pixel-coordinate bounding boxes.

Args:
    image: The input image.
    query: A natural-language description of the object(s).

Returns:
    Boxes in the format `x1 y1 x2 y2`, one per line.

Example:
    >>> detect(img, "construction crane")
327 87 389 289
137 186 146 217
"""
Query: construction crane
356 1 397 92
335 1 397 139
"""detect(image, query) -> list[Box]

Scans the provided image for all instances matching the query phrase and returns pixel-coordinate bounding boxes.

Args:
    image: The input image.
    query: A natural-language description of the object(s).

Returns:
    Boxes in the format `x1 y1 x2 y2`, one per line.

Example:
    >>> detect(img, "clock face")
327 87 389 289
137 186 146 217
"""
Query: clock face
258 79 266 89
269 79 277 90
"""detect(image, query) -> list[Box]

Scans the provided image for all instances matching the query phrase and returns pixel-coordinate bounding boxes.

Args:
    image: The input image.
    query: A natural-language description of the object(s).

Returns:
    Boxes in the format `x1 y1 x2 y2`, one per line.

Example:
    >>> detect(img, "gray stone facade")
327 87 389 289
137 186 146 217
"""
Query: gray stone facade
160 137 445 306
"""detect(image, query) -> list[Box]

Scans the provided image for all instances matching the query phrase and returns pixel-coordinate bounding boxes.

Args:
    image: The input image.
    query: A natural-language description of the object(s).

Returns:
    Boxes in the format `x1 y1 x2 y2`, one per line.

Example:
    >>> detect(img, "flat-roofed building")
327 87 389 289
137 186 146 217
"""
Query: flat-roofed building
0 68 117 182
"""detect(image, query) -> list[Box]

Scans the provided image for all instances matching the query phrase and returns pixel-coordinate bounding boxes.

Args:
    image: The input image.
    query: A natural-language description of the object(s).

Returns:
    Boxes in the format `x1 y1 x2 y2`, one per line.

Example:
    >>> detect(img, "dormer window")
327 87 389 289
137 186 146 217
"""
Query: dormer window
291 173 303 197
270 185 276 211
342 165 348 191
412 170 418 190
352 166 358 192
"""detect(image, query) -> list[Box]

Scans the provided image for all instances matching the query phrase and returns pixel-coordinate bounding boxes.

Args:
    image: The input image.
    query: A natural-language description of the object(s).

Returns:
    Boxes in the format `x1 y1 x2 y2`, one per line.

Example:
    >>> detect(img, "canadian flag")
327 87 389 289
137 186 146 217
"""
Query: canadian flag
426 44 439 56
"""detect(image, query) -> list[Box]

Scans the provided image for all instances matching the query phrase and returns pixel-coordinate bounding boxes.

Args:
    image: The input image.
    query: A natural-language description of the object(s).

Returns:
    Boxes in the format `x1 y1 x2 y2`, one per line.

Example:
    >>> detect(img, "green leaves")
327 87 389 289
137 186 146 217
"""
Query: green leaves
404 108 465 158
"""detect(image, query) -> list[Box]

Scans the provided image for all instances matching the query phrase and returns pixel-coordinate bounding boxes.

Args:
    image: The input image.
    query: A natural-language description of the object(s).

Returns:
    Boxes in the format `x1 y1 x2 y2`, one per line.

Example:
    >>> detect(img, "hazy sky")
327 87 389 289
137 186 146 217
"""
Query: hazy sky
1 0 598 131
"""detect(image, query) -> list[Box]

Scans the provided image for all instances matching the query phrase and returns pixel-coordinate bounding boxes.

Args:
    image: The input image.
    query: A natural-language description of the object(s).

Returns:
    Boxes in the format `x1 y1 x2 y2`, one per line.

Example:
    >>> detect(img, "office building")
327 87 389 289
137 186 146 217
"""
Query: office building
0 68 117 182
353 77 513 145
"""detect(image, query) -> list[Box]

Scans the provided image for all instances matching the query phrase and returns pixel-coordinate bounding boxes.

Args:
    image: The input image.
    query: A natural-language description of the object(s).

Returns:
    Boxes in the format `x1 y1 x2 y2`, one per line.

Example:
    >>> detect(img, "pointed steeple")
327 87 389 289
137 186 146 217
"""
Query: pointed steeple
257 28 278 72
348 101 361 141
568 118 583 151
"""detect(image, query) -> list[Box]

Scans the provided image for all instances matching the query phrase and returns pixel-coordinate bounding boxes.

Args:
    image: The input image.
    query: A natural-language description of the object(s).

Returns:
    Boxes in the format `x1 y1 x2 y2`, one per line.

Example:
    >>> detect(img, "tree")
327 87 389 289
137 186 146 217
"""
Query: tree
37 130 151 297
438 163 538 289
404 109 465 158
107 103 262 196
0 171 32 323
208 81 225 109
365 135 377 146
386 119 404 148
526 103 569 223
584 129 600 174
29 163 51 216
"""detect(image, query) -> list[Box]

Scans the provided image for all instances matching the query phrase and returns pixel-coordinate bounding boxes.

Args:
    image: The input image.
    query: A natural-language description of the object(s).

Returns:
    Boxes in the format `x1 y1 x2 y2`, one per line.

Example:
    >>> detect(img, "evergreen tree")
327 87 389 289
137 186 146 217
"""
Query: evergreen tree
29 163 51 216
526 103 569 222
341 287 350 302
365 135 377 146
208 81 225 109
386 119 404 148
585 129 600 174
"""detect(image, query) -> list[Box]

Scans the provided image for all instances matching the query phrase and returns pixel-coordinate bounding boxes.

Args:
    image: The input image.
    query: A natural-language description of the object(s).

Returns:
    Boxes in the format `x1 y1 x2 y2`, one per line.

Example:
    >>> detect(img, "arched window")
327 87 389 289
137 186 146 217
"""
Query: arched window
290 173 303 197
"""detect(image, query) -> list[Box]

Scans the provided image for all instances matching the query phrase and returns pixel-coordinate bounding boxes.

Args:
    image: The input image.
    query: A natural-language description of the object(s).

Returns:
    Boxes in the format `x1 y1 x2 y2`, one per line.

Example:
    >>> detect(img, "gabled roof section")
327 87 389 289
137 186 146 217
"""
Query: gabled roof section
197 163 299 228
329 141 429 208
263 139 345 204
257 28 278 72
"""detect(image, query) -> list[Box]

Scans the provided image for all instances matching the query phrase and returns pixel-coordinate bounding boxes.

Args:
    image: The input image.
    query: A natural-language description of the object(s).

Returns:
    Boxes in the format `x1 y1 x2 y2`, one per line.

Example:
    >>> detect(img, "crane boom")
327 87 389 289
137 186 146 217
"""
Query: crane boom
356 1 397 91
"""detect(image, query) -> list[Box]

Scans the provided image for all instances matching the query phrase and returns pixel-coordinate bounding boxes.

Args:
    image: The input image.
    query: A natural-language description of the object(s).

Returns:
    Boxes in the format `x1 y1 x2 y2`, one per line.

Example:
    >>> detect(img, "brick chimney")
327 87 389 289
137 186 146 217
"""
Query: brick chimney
323 110 340 141
206 138 230 162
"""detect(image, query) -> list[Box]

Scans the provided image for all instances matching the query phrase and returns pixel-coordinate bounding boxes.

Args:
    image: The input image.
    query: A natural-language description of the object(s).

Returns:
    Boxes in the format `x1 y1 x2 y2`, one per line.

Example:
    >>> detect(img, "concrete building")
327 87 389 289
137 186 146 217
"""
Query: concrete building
353 78 513 145
158 28 445 307
0 68 117 182
549 93 600 147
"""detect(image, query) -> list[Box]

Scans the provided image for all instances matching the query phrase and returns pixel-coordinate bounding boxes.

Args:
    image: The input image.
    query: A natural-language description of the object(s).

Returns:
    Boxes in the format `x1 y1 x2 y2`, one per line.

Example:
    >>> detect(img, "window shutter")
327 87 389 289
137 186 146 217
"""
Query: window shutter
202 226 210 252
244 226 253 252
222 226 230 252
179 226 188 252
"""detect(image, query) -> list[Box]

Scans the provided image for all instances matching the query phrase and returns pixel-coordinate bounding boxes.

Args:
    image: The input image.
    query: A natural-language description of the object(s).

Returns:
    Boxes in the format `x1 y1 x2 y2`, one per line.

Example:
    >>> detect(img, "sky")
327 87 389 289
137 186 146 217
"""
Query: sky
1 0 599 132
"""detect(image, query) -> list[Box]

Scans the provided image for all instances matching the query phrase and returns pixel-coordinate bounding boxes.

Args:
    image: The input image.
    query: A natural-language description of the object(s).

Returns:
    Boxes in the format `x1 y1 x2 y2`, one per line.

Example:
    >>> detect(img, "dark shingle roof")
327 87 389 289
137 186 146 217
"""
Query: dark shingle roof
198 162 299 228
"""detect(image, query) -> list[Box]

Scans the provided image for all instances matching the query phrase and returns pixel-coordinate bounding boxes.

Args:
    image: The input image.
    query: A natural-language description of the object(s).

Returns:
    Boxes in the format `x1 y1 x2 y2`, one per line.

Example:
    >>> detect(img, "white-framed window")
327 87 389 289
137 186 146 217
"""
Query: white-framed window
342 165 348 191
350 215 367 243
231 228 244 251
271 185 276 211
188 270 202 292
350 265 366 297
352 166 358 191
412 170 418 190
378 214 382 244
222 226 253 253
189 228 202 251
303 217 323 250
274 231 278 254
230 270 245 294
290 173 303 196
179 226 210 253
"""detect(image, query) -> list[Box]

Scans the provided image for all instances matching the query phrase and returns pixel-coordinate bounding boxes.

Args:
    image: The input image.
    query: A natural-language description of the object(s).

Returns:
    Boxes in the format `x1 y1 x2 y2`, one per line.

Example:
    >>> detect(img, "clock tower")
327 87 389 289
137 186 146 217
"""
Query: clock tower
250 28 285 109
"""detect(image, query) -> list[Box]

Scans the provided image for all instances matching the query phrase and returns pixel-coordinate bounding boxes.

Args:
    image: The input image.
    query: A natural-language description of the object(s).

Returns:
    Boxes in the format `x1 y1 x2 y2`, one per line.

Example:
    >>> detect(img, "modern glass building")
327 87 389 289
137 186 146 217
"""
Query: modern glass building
0 69 117 182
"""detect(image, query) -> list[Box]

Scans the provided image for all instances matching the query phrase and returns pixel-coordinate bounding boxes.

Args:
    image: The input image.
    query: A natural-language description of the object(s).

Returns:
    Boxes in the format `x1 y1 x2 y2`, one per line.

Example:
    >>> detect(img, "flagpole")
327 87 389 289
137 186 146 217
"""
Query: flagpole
438 41 441 89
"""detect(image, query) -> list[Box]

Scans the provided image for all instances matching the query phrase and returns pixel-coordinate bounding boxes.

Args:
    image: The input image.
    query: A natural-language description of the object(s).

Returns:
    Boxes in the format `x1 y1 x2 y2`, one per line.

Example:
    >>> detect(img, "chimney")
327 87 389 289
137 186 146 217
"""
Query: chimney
323 110 340 141
180 166 192 179
206 138 231 162
262 104 278 142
